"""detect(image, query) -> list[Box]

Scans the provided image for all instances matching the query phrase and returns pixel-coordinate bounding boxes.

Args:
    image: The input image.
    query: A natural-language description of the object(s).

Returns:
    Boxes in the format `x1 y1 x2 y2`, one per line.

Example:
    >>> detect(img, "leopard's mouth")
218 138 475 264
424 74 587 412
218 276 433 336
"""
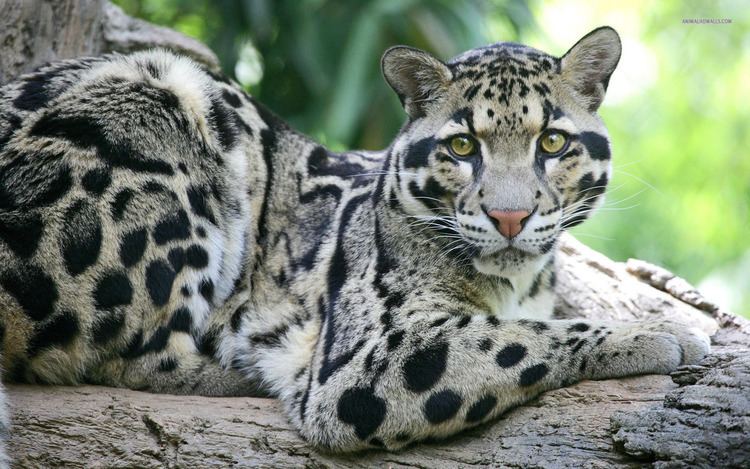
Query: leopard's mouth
470 244 534 263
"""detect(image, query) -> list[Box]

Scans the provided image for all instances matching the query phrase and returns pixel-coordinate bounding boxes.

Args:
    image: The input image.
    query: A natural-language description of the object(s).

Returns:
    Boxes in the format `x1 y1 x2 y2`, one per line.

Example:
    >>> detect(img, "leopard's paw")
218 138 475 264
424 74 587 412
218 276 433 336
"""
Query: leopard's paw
589 321 711 378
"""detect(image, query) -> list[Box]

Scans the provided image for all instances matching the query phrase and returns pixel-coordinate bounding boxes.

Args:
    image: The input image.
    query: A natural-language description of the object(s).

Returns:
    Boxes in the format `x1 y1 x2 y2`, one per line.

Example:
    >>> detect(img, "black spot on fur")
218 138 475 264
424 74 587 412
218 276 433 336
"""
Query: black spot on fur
465 395 497 423
568 322 590 333
403 340 449 393
457 315 471 328
145 259 176 306
222 89 242 108
94 271 133 310
119 228 148 268
568 338 587 354
395 432 411 442
0 265 58 321
143 181 172 195
168 307 192 333
577 172 595 195
424 389 463 424
185 244 209 268
31 111 174 175
91 312 125 344
230 305 246 332
0 149 73 210
166 247 185 272
27 311 79 357
519 363 549 387
140 326 170 355
0 212 44 258
464 84 481 100
337 387 386 440
479 338 493 352
527 273 542 298
197 328 219 357
579 357 588 373
496 343 527 368
540 239 556 254
307 146 366 178
430 316 450 328
186 185 217 224
120 330 143 359
318 194 370 384
14 73 53 111
144 61 161 79
0 112 22 151
249 323 290 347
579 131 611 160
81 168 111 195
111 188 134 221
198 278 214 303
153 209 191 245
159 357 178 372
61 200 102 276
207 96 238 150
387 330 405 351
402 137 435 168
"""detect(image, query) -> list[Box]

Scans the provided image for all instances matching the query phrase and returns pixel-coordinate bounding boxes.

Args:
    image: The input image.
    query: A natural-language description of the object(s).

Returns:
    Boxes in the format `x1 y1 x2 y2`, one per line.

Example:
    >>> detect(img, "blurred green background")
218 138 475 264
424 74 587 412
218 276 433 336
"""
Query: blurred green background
113 0 749 317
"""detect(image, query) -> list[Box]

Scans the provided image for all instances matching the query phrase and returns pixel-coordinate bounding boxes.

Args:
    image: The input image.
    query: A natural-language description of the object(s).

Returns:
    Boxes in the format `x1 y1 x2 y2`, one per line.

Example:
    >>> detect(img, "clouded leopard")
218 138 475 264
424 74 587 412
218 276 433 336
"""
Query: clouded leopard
0 26 709 454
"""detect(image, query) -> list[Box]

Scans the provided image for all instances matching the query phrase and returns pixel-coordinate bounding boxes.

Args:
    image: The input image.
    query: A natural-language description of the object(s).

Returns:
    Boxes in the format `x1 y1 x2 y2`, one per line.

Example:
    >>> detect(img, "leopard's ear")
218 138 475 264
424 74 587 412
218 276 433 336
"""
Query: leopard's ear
381 46 452 118
561 26 621 112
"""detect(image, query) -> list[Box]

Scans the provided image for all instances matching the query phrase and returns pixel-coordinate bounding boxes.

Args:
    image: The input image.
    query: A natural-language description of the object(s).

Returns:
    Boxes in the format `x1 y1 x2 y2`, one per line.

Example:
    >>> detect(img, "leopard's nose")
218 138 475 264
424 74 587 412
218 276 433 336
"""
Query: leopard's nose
487 209 532 239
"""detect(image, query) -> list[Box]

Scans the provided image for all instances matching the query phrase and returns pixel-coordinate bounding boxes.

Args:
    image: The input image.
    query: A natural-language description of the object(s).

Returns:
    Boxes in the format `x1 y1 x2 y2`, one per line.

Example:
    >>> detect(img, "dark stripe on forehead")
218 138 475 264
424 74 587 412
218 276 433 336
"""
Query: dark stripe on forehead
451 108 475 134
402 137 435 169
463 84 481 101
579 131 611 160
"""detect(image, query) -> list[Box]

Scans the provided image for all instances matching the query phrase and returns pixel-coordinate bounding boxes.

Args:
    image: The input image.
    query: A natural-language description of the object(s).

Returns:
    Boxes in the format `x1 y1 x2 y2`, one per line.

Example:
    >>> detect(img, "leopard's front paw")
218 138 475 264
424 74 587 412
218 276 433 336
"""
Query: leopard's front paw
589 321 711 379
655 321 711 367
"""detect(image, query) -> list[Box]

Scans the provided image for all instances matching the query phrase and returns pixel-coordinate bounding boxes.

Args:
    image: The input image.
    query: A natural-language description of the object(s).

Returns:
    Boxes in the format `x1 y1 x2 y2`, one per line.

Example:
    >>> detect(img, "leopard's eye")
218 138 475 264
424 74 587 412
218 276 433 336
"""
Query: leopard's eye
539 130 568 155
449 135 476 157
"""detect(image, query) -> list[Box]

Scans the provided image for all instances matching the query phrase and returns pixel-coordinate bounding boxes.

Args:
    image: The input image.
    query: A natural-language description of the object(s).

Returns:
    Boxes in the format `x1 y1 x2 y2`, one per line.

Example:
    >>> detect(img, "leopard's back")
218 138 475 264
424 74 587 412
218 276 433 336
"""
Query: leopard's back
0 51 261 387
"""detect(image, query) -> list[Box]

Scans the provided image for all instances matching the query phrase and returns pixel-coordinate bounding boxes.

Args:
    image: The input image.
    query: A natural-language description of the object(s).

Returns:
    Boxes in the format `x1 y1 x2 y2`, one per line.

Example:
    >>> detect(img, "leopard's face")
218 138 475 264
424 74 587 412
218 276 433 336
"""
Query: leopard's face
383 27 621 277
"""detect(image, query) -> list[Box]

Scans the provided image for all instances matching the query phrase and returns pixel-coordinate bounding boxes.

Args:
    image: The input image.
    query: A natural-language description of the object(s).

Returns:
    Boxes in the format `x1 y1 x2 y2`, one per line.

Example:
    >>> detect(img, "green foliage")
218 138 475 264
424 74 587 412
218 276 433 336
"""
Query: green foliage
112 0 749 316
116 0 533 149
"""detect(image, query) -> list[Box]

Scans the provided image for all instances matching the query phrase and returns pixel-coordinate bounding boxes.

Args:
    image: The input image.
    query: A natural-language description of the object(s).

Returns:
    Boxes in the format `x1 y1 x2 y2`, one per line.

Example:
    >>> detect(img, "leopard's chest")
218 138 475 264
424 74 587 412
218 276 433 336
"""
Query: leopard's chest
481 267 556 321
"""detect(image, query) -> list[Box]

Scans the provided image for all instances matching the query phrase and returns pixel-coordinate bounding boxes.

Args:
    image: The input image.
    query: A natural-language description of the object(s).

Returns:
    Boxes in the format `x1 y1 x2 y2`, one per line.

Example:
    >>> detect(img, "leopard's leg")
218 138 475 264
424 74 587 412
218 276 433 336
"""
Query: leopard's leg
88 293 267 397
281 313 709 452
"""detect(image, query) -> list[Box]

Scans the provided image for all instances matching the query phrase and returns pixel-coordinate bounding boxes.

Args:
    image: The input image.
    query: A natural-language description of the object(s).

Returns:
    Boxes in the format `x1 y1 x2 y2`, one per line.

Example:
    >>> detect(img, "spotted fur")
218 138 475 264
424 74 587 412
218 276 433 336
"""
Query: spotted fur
0 27 709 453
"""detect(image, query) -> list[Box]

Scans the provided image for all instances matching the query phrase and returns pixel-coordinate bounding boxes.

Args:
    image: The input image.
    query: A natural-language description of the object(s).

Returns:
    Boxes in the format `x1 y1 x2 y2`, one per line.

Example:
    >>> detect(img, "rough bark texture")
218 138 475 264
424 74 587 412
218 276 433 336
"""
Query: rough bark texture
0 0 219 84
1 1 748 467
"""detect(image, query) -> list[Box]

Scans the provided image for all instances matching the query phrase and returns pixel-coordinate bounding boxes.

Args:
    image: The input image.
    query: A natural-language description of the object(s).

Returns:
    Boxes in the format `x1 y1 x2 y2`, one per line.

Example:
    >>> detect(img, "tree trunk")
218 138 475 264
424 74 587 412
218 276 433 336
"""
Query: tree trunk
2 1 748 467
0 0 219 84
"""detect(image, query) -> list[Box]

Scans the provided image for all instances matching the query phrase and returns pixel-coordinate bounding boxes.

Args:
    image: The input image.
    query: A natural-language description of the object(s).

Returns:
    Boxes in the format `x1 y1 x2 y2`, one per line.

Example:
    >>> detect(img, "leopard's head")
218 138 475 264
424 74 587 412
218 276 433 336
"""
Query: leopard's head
382 27 621 277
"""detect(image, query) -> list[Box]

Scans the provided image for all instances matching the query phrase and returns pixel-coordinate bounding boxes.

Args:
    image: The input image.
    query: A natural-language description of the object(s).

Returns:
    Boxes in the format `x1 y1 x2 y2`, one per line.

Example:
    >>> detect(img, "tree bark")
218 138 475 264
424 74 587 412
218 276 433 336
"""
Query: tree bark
0 0 219 84
2 1 748 467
